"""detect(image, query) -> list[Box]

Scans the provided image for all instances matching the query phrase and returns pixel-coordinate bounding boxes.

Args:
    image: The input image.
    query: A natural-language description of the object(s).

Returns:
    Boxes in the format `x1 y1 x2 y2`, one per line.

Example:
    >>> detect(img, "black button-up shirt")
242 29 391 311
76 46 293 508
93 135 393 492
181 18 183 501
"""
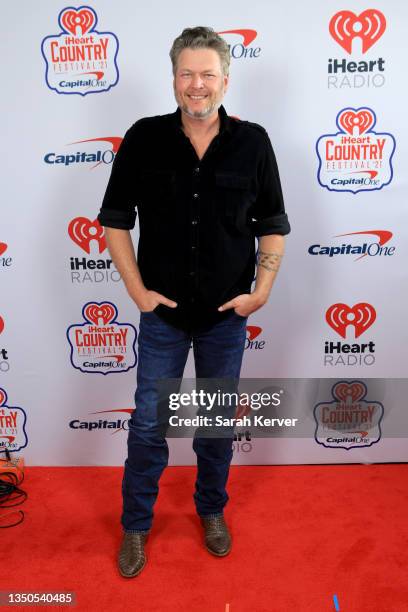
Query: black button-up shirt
97 105 290 332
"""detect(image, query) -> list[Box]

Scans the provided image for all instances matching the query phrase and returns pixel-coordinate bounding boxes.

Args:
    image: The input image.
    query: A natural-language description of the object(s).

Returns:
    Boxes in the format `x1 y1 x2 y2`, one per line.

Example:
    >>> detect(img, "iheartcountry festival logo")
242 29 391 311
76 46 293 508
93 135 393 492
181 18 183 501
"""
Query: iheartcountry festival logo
324 303 376 367
0 316 10 373
69 408 133 434
41 6 119 96
0 242 12 268
328 9 386 89
316 107 396 193
245 326 265 350
314 381 383 450
308 230 395 261
66 302 137 375
44 136 122 169
68 217 120 284
218 29 261 59
0 388 28 453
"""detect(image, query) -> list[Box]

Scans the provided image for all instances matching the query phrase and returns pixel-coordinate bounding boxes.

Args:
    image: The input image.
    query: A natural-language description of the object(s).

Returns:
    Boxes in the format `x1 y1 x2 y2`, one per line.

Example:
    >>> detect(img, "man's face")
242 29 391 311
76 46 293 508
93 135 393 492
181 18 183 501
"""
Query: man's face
173 48 229 120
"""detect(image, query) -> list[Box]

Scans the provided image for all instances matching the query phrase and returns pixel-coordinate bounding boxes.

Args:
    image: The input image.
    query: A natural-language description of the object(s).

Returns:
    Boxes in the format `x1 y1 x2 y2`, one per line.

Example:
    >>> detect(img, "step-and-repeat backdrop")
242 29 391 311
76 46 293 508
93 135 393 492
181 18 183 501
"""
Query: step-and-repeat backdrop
2 1 407 465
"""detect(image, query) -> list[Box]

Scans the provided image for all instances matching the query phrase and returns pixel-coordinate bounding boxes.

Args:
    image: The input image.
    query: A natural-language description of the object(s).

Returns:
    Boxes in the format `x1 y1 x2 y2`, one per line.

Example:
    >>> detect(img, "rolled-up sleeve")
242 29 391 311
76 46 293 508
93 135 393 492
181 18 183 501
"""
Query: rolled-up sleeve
97 125 138 230
249 131 290 237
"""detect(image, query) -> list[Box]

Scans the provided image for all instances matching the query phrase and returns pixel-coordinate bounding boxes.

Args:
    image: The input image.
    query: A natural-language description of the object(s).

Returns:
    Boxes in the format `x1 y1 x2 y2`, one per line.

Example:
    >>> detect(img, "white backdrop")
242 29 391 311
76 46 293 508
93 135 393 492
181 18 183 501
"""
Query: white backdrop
1 0 407 465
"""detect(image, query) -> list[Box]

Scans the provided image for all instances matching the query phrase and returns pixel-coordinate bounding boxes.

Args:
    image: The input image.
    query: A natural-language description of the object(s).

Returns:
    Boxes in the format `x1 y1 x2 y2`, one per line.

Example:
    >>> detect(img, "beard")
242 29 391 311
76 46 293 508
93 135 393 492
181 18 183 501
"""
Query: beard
174 87 225 120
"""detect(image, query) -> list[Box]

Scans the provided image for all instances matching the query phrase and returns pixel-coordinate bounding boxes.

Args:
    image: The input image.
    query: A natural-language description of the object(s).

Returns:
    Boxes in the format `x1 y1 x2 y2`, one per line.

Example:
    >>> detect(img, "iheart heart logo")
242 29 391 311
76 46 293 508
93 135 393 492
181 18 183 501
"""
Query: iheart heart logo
326 303 376 339
329 9 386 54
0 243 7 256
0 316 4 335
84 302 116 325
333 381 366 402
60 7 96 36
338 108 375 135
68 217 106 254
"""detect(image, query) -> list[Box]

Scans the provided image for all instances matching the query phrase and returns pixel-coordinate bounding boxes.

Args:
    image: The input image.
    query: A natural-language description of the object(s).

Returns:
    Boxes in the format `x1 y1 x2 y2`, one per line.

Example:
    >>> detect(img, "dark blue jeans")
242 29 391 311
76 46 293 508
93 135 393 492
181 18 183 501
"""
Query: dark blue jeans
121 310 247 533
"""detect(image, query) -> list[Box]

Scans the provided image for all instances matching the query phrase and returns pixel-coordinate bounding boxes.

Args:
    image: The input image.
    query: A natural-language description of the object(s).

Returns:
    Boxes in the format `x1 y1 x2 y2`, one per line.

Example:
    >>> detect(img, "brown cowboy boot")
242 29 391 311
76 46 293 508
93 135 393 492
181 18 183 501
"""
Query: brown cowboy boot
118 532 148 578
201 515 231 556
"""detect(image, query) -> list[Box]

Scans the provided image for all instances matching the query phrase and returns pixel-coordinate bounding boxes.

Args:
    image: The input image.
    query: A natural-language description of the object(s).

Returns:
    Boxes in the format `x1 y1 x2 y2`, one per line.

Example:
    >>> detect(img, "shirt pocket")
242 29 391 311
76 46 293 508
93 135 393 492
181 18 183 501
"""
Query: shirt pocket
215 172 252 235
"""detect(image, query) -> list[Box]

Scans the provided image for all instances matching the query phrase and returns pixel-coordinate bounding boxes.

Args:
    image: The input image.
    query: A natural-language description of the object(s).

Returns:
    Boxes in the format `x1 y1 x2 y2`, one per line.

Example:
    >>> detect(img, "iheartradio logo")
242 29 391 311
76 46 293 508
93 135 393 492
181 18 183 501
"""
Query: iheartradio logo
329 9 386 54
327 10 386 90
326 303 376 339
68 217 106 254
324 303 377 367
68 217 120 285
0 316 9 372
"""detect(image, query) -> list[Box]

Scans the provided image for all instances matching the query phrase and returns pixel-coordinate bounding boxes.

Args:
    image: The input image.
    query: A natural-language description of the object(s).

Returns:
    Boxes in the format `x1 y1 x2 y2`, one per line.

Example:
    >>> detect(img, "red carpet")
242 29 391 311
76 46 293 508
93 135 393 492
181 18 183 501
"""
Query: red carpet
1 465 407 611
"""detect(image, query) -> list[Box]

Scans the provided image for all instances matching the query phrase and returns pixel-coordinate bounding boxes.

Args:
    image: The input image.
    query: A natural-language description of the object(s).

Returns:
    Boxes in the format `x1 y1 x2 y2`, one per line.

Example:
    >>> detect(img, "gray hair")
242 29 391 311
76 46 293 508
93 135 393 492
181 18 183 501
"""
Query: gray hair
170 27 230 76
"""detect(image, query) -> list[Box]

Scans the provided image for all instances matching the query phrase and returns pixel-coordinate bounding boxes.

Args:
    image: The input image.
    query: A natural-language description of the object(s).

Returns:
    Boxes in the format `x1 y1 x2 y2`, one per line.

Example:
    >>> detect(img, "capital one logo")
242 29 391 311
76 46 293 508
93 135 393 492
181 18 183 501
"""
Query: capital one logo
69 408 134 434
44 136 122 169
326 303 376 338
245 325 265 350
218 29 261 59
68 217 106 254
329 9 386 53
308 229 395 261
0 242 12 269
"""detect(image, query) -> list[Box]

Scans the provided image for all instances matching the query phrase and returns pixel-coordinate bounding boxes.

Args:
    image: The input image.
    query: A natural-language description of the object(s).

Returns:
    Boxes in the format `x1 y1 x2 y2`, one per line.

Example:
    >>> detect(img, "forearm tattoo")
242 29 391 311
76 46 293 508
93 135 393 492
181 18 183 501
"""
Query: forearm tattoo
257 250 283 273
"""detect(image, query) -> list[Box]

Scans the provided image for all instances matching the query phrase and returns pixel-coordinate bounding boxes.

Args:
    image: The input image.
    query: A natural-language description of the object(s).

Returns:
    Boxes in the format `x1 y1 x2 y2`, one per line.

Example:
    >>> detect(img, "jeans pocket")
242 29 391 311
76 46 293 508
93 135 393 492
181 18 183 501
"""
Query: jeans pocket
233 310 248 321
140 306 159 316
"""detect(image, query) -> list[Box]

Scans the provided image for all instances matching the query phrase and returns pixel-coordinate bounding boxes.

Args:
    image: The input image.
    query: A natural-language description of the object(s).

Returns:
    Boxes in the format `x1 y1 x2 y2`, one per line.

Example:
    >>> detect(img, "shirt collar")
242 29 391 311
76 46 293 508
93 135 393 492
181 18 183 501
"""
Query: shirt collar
172 104 233 135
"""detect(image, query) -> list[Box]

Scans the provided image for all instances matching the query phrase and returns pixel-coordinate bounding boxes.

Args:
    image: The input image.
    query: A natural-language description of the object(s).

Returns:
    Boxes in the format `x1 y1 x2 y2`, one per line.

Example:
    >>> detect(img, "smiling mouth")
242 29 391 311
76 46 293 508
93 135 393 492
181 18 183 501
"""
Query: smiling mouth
187 94 208 100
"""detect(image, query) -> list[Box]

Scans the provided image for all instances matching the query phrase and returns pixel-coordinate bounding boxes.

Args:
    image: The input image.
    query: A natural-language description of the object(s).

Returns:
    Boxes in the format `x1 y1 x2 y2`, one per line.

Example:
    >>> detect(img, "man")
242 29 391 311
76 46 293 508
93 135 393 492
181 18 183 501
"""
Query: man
98 26 290 578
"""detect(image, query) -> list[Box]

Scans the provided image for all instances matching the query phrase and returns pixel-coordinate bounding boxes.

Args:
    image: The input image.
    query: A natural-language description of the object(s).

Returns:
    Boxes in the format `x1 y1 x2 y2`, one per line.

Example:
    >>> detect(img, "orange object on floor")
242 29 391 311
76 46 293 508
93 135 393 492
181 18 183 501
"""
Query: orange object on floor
0 455 25 477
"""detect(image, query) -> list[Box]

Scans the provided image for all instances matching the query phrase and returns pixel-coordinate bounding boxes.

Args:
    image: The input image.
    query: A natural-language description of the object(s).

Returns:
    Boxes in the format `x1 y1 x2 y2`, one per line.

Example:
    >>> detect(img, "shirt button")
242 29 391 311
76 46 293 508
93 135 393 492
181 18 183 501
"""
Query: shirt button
193 193 199 199
189 271 195 276
191 220 198 225
191 245 196 250
194 167 200 174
